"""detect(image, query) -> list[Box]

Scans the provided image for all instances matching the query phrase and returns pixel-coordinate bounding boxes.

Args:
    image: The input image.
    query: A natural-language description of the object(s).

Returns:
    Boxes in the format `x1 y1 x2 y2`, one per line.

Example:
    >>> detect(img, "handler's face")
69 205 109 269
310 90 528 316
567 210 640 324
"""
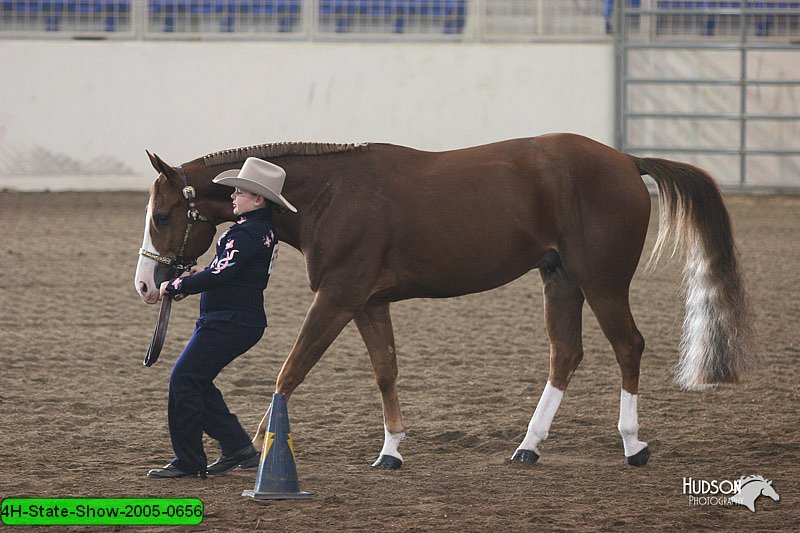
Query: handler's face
231 188 263 215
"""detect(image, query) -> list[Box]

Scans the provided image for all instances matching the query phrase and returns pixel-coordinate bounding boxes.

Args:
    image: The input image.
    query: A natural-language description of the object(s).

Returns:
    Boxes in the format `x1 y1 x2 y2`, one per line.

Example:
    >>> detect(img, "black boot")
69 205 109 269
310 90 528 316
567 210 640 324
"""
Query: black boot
147 463 207 479
207 445 260 475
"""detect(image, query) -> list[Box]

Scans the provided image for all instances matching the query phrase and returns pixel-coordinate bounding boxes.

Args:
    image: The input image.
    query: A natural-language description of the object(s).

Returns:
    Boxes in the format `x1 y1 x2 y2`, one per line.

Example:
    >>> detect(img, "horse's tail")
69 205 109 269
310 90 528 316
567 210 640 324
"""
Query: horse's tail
630 155 756 390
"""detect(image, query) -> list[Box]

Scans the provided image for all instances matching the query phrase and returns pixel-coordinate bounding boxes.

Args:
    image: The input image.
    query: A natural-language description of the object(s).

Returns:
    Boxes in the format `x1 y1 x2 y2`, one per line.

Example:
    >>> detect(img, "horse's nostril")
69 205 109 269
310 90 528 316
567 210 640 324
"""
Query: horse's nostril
140 281 148 294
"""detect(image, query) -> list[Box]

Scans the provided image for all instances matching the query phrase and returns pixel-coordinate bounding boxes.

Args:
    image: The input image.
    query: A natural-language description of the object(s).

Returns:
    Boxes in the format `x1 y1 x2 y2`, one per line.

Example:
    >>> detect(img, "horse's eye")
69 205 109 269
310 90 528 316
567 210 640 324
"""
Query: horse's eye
154 213 171 225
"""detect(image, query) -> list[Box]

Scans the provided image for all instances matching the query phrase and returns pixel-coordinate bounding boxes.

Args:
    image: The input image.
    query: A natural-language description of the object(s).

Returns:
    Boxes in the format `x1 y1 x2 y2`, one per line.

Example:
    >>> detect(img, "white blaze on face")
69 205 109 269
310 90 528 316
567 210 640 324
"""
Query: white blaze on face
134 201 160 304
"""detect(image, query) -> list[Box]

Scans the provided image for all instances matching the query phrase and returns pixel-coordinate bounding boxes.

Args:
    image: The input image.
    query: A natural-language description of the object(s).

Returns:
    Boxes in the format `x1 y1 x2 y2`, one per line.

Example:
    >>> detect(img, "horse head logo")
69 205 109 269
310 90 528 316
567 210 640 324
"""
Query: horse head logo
731 475 780 512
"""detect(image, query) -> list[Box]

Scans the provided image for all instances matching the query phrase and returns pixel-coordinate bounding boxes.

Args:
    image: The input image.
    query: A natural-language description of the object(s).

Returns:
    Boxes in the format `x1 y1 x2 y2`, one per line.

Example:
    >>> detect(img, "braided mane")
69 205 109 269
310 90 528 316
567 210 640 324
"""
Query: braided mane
203 141 369 167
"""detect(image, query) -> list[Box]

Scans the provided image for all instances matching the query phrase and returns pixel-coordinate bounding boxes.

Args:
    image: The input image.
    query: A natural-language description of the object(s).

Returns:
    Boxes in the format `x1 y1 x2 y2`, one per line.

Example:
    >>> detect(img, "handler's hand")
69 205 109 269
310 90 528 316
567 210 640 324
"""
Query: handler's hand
158 280 170 301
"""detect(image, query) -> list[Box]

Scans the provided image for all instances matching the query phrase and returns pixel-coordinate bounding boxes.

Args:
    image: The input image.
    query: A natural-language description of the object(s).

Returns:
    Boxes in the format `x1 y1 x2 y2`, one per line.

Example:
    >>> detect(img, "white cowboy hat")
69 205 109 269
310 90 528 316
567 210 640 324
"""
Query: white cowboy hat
213 157 297 213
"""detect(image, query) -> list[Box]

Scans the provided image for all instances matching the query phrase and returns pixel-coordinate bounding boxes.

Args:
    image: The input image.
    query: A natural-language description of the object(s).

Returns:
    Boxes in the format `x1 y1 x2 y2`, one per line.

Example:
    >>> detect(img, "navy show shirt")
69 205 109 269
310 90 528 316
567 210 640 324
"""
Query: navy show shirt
165 207 278 327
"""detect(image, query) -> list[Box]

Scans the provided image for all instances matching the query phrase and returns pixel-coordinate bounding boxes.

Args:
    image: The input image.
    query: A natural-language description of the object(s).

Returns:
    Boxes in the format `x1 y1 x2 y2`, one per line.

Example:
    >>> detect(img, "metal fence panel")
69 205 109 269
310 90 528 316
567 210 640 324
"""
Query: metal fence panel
614 0 800 189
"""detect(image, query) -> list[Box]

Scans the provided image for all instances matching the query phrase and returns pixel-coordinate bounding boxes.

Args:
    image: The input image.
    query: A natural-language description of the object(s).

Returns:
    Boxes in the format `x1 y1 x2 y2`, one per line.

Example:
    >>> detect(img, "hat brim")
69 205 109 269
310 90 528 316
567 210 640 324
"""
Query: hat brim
213 171 298 213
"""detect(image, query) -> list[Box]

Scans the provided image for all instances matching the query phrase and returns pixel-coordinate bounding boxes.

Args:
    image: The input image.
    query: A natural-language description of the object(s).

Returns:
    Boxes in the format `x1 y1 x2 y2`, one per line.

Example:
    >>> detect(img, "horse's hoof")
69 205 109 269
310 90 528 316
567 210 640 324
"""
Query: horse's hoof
371 455 403 470
510 449 539 465
626 446 650 467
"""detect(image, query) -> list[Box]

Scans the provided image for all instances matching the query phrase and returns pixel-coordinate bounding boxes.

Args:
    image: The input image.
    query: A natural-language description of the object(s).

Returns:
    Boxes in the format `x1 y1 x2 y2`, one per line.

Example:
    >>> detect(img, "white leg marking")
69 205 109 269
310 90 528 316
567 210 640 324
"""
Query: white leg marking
618 389 648 457
515 381 564 457
379 425 405 461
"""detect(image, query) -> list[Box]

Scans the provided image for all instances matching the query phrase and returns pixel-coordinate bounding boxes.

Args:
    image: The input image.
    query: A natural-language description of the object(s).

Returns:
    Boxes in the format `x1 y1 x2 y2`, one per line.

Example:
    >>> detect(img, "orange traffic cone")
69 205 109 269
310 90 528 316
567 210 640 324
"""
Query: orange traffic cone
242 393 312 500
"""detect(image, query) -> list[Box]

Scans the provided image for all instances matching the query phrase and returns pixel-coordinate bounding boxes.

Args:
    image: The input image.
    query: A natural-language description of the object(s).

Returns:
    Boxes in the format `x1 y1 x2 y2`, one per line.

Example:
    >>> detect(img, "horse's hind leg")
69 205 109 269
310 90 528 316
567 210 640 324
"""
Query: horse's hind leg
584 288 649 466
512 265 584 464
353 300 405 470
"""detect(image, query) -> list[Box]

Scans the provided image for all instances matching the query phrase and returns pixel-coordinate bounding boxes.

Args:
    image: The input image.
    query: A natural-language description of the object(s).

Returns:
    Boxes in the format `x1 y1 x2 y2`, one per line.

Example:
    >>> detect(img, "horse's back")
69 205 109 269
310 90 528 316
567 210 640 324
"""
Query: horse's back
303 134 650 303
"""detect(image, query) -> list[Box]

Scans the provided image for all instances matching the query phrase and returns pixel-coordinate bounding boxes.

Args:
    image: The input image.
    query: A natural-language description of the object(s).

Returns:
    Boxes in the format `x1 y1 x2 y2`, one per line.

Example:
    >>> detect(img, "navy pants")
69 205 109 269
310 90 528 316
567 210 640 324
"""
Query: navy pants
168 317 264 472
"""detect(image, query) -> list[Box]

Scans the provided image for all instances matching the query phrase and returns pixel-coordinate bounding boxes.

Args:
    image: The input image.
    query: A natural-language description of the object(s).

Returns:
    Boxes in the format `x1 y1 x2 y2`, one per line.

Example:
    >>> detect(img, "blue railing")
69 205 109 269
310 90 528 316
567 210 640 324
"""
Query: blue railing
2 0 798 35
149 0 301 32
652 1 800 36
0 0 130 31
0 0 467 33
605 0 800 36
319 0 467 34
148 0 466 34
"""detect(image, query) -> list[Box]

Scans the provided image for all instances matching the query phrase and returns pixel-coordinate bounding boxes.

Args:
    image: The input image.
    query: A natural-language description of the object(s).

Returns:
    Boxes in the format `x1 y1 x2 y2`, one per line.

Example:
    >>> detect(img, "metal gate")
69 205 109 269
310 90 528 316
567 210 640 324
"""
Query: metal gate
613 0 800 189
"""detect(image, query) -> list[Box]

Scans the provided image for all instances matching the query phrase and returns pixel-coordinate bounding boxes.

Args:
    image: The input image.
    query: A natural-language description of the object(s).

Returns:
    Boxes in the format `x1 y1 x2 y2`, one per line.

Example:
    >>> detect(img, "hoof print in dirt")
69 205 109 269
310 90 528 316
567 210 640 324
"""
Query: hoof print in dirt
626 447 650 467
372 455 403 470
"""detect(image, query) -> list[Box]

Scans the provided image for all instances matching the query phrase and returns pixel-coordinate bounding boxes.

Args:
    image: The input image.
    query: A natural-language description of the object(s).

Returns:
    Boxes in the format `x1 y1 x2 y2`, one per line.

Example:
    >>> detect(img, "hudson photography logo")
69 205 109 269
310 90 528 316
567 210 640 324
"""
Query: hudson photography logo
682 475 780 512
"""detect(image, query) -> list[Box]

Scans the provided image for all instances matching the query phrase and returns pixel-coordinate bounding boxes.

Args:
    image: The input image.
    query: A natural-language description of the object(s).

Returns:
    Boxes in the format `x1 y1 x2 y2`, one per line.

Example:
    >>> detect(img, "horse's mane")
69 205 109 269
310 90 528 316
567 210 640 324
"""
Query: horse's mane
203 142 369 167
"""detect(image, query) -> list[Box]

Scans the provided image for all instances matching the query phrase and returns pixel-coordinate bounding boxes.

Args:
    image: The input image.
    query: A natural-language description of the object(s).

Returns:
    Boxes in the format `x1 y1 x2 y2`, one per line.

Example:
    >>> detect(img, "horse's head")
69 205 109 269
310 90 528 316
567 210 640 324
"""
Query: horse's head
134 151 219 304
732 475 781 511
761 480 780 502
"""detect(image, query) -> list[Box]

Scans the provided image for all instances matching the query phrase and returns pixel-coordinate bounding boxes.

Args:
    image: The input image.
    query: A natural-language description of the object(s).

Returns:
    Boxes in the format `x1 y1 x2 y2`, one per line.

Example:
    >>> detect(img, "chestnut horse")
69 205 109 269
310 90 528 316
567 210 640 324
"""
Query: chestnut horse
134 133 754 469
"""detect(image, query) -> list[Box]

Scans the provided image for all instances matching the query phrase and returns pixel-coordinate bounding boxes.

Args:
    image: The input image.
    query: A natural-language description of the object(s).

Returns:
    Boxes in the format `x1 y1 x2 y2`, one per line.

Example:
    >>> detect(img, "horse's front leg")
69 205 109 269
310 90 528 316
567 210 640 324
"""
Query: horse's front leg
353 300 404 470
252 291 354 451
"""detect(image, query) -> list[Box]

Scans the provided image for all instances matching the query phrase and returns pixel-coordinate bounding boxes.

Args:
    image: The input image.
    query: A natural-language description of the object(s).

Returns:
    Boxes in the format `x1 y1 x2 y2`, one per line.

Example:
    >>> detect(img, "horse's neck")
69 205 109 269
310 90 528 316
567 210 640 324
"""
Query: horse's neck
202 186 236 225
194 155 336 251
193 168 303 249
271 156 336 250
278 168 322 250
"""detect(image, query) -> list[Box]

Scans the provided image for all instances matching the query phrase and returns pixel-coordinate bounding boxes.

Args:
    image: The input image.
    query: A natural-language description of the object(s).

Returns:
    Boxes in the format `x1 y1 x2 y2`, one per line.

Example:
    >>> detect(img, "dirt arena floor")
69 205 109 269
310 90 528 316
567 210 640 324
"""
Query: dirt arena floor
0 190 797 532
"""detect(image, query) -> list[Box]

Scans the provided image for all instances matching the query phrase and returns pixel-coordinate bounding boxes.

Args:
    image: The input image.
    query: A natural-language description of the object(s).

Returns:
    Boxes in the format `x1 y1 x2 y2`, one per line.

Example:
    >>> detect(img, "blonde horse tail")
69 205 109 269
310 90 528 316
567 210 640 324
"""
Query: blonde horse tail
631 156 756 390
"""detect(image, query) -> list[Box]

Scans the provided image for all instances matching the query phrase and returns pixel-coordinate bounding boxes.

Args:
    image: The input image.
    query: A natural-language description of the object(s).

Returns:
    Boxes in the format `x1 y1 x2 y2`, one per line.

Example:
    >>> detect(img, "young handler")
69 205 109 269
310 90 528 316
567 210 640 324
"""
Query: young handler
148 157 296 478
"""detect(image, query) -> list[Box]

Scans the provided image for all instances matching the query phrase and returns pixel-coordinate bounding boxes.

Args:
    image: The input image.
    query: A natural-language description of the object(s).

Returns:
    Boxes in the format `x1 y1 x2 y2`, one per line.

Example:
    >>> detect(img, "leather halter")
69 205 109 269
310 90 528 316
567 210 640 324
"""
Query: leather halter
139 165 215 276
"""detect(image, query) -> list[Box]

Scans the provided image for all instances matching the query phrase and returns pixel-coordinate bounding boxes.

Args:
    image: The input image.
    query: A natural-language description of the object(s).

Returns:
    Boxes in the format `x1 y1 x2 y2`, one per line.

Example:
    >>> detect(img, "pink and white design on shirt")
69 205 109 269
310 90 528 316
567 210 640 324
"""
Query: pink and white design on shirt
236 216 247 224
217 229 229 247
171 278 183 290
263 230 275 247
210 241 239 274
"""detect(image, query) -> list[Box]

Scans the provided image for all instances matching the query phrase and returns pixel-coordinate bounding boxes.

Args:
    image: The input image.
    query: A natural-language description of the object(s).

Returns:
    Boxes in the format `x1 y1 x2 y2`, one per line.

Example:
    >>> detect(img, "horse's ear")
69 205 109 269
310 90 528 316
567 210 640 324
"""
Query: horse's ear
146 150 179 184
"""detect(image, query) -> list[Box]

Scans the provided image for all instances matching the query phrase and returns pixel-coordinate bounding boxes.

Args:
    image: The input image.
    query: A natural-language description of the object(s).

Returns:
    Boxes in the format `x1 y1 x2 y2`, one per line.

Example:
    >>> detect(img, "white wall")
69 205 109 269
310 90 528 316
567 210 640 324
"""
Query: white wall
0 40 614 191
